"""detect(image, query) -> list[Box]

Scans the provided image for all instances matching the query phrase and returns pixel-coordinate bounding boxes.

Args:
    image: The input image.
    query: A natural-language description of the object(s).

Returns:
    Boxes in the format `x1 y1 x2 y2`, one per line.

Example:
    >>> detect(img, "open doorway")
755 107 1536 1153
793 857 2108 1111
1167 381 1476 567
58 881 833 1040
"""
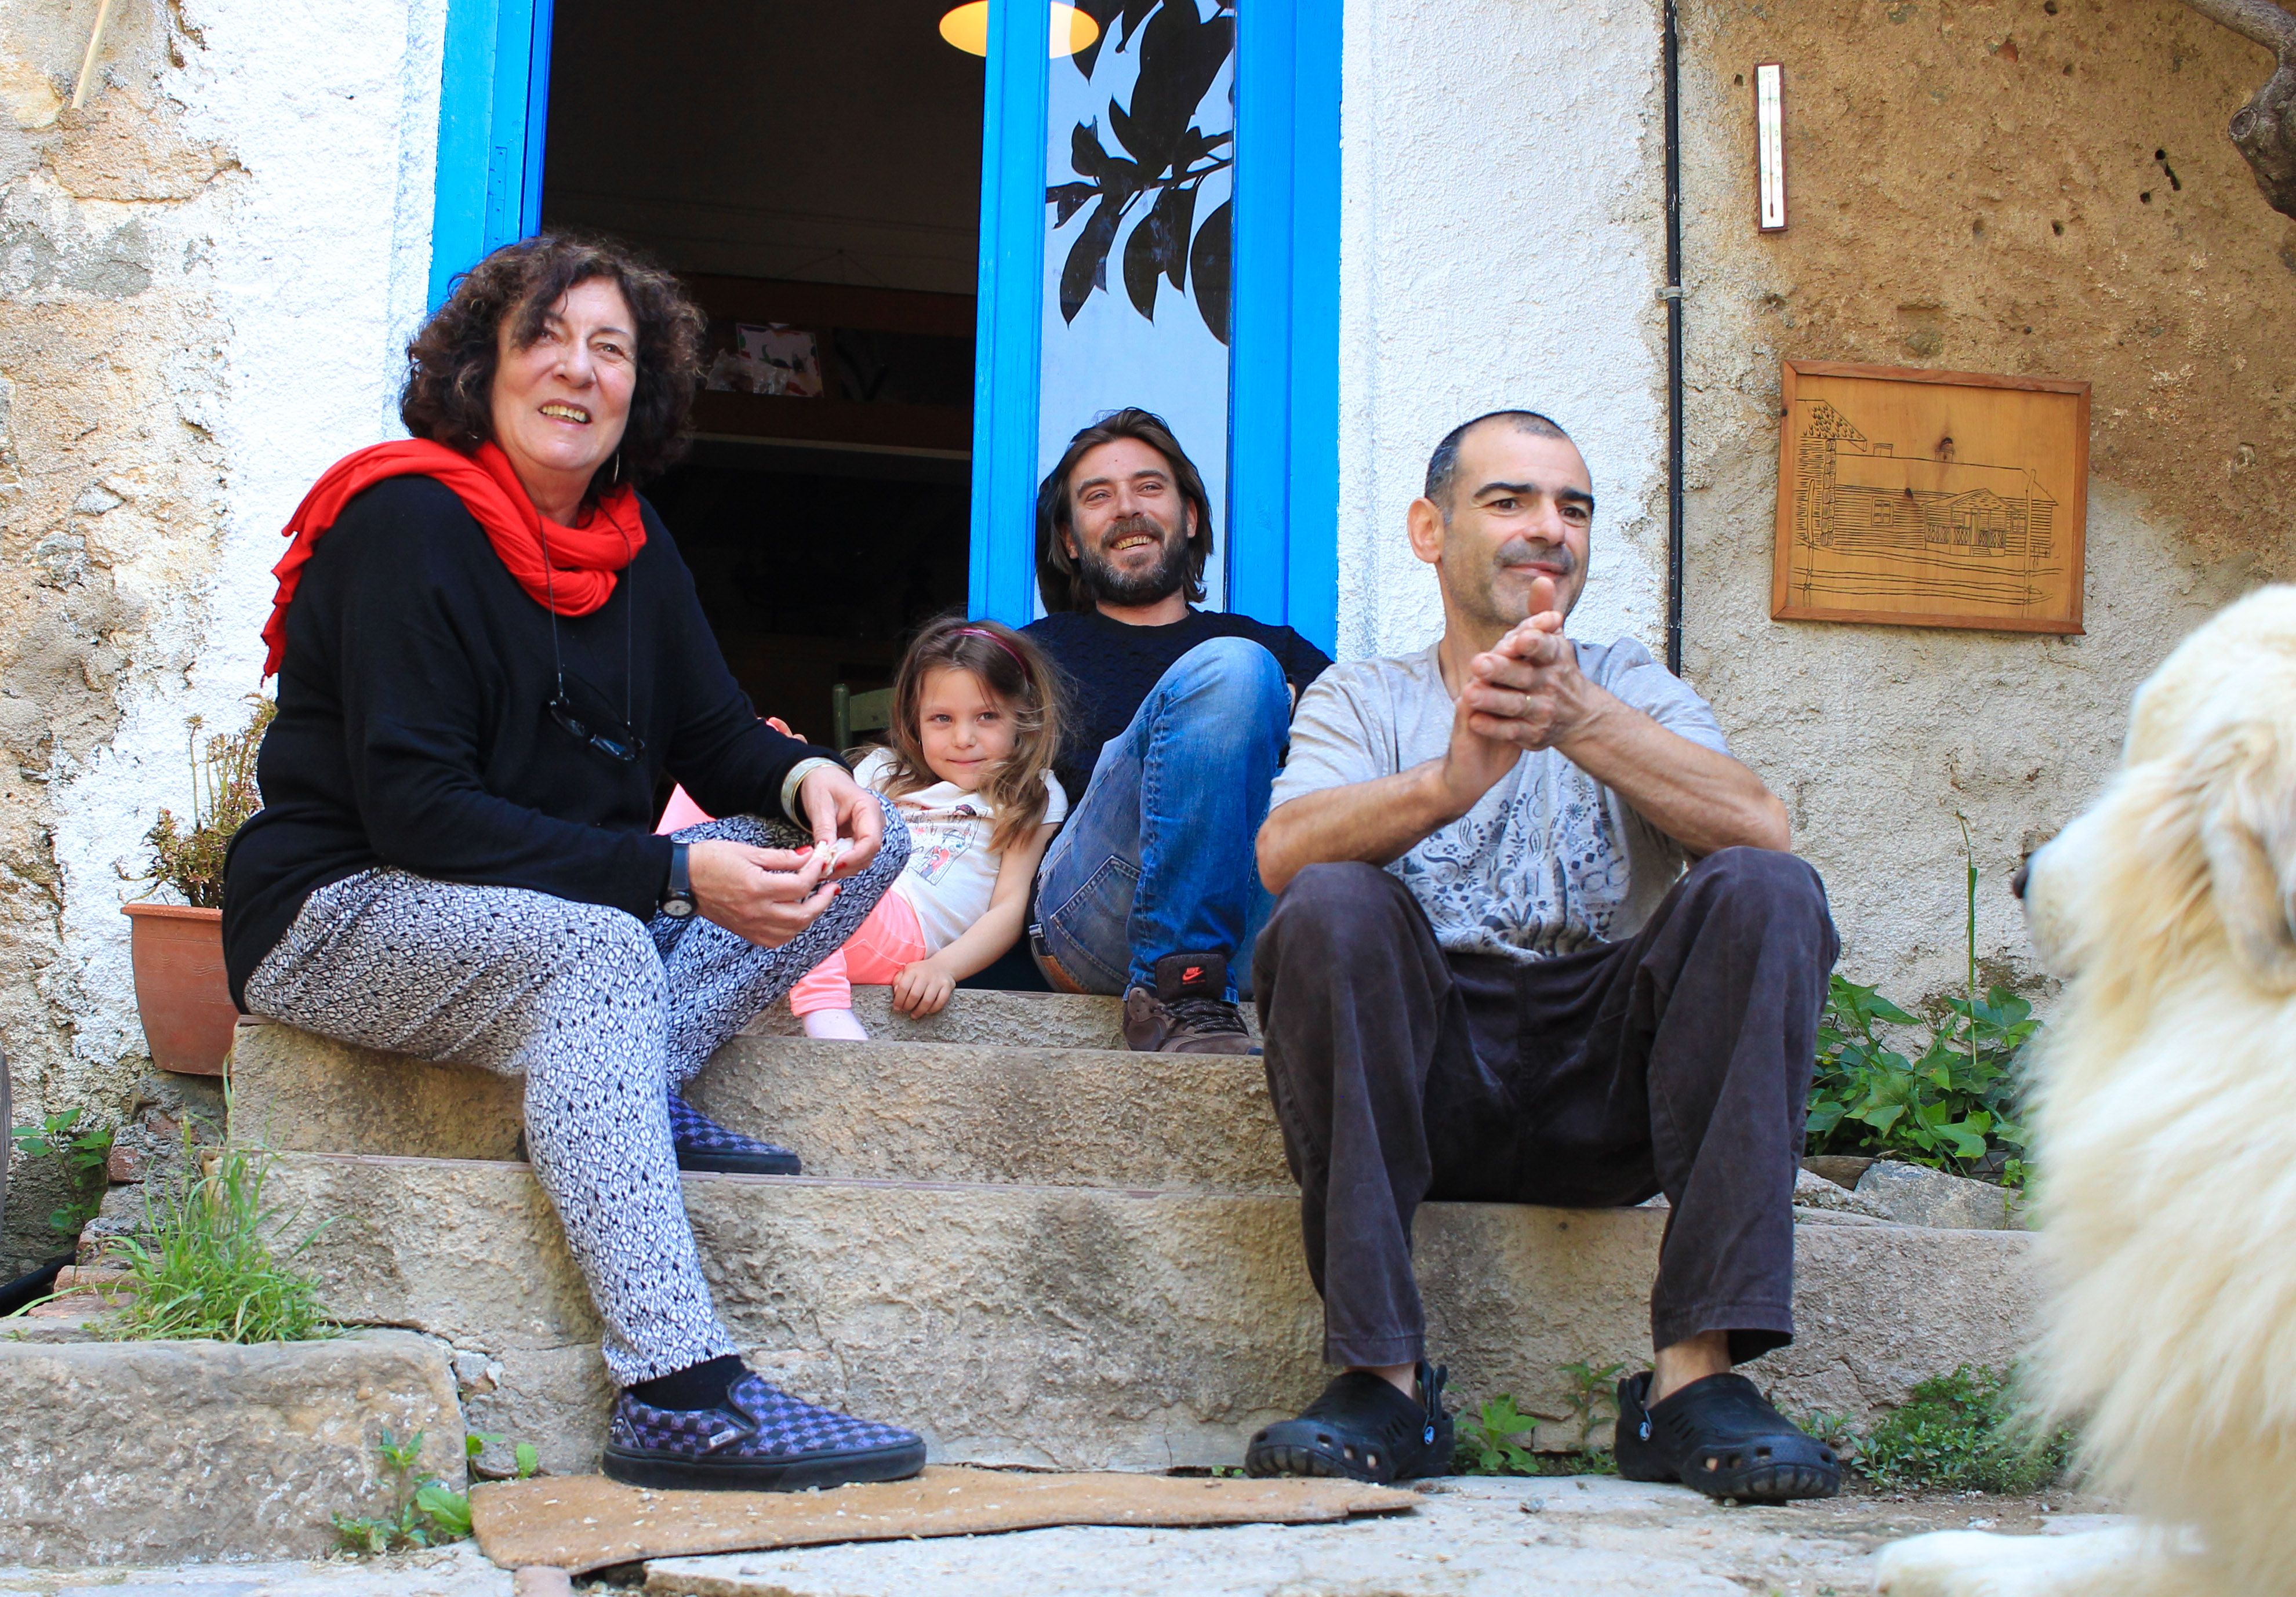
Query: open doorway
540 0 982 744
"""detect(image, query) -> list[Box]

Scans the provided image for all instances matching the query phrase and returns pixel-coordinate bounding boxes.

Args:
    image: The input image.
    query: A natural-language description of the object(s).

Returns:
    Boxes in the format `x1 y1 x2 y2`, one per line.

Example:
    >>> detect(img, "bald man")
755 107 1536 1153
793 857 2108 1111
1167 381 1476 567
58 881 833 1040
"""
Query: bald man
1241 411 1842 1501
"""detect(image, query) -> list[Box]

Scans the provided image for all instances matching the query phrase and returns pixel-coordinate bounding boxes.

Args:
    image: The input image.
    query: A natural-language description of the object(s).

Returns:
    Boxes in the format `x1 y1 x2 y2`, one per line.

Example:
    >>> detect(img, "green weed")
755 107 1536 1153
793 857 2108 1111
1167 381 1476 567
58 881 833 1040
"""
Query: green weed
332 1429 537 1555
332 1430 462 1553
1521 1447 1619 1477
101 1138 335 1344
1793 1409 1863 1464
1456 1392 1543 1475
1553 1359 1625 1450
463 1429 543 1486
1856 1365 2073 1493
1454 1360 1627 1478
9 1108 115 1239
1806 817 2037 1184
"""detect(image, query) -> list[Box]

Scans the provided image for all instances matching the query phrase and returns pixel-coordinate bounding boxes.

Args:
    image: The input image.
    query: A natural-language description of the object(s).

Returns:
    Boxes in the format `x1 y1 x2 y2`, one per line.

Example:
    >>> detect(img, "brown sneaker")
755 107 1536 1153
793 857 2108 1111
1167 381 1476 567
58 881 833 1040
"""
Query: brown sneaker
1122 952 1256 1054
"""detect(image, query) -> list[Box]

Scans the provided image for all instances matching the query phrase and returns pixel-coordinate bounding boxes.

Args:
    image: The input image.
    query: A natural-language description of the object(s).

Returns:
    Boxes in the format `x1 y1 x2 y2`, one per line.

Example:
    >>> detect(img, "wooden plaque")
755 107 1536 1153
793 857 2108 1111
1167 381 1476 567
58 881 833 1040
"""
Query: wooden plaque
1771 361 2088 634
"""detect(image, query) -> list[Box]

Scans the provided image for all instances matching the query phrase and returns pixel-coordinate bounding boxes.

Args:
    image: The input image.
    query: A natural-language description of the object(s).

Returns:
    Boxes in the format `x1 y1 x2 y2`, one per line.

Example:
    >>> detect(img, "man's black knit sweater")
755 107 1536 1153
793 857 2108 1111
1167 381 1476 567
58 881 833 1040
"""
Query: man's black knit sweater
221 476 837 1006
1022 607 1332 805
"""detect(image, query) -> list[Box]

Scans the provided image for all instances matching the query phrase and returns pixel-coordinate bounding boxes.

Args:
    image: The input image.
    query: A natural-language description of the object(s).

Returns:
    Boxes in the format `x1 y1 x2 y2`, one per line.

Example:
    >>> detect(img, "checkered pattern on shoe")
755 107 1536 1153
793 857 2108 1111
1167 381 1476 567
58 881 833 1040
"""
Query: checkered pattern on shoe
667 1093 797 1162
610 1372 922 1460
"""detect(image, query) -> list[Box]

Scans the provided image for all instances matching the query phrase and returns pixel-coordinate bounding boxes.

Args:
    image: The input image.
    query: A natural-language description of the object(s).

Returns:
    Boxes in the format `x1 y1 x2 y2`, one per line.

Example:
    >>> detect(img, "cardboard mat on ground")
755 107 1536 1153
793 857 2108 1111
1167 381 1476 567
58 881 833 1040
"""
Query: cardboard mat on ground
471 1465 1419 1573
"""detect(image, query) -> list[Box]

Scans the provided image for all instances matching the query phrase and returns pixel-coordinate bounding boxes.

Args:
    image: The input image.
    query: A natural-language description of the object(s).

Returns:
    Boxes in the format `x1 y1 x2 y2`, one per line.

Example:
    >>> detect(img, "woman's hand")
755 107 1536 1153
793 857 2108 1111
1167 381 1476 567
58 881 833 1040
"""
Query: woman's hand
891 955 957 1018
798 763 884 877
688 838 836 948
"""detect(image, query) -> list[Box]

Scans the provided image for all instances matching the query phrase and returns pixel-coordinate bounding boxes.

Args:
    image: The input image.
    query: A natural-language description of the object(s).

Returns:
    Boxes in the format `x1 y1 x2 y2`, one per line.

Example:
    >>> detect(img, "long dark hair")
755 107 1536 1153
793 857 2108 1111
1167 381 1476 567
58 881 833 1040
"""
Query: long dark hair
401 232 706 504
870 618 1067 854
1034 408 1216 614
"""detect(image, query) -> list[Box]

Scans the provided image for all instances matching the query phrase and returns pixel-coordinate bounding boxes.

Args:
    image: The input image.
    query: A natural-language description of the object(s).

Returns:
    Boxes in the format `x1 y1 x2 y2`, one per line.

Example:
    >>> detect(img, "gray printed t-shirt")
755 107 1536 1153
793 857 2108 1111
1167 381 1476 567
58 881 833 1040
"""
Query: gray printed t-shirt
1269 638 1731 962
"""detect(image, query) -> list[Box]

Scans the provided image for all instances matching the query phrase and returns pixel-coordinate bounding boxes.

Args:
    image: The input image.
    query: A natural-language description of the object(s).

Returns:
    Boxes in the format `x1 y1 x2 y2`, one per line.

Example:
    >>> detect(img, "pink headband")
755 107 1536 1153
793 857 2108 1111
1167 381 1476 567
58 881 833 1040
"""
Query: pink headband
953 626 1030 675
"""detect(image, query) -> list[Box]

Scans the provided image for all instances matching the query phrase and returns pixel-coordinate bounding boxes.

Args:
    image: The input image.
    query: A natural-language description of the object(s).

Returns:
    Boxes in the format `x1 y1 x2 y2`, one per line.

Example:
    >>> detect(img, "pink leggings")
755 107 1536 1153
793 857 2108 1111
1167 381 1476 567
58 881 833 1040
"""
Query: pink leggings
787 889 929 1016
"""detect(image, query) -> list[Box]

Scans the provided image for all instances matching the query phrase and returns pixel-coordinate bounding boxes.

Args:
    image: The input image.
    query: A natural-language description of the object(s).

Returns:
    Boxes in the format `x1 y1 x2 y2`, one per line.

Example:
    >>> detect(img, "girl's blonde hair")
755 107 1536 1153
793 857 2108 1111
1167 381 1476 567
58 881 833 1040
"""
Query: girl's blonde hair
871 617 1067 856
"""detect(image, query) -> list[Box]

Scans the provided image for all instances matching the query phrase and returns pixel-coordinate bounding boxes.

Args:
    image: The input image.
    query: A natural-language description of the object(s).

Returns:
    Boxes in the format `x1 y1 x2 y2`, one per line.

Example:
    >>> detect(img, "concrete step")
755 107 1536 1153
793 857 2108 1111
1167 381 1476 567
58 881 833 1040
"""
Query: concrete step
264 1151 2039 1478
228 1022 1287 1191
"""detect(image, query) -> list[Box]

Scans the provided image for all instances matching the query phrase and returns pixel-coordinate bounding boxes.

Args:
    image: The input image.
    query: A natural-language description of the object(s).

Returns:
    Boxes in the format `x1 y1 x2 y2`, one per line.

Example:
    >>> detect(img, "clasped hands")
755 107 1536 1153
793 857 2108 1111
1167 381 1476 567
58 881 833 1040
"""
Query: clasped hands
687 724 885 948
1439 573 1609 805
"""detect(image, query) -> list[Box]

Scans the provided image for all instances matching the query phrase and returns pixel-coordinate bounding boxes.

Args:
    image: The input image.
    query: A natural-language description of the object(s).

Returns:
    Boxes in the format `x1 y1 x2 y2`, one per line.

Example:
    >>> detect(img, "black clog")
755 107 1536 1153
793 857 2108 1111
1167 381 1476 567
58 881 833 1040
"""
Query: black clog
1614 1369 1841 1502
1243 1360 1454 1483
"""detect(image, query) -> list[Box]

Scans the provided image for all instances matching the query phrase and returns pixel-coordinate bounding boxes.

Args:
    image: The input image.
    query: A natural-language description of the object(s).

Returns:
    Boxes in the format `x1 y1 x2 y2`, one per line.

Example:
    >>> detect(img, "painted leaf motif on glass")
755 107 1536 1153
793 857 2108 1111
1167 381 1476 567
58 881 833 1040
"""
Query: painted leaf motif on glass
1046 0 1236 343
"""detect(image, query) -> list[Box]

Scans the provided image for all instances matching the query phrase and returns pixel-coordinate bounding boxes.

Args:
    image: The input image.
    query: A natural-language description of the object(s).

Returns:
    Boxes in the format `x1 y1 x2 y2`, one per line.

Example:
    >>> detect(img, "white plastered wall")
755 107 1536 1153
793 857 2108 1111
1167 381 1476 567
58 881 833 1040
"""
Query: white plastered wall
42 0 447 1080
1335 0 1671 661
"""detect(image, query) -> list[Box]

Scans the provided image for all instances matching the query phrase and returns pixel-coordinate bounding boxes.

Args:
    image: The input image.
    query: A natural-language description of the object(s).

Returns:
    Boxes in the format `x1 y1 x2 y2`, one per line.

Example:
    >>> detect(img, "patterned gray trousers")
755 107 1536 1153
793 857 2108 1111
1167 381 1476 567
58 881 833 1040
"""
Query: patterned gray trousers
243 802 910 1386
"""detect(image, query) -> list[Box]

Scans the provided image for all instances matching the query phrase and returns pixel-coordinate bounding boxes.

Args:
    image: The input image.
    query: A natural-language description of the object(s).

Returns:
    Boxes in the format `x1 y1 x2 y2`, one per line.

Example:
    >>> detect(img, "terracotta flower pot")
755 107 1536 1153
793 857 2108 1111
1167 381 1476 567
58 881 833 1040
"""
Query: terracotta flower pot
120 903 237 1076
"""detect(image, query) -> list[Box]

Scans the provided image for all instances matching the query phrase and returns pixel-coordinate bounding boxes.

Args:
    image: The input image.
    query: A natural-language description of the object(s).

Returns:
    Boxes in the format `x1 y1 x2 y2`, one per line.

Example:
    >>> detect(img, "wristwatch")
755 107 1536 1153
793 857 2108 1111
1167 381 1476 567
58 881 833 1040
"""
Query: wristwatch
660 841 698 920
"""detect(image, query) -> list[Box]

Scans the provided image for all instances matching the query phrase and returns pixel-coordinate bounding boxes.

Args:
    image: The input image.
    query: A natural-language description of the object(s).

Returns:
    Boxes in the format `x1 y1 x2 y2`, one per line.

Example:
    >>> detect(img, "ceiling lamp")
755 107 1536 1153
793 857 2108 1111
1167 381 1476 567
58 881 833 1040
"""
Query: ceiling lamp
939 2 1100 59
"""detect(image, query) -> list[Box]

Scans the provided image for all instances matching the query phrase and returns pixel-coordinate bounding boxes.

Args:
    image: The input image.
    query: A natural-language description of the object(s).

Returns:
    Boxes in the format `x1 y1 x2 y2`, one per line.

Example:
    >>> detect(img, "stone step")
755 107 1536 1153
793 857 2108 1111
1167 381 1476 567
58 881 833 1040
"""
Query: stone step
228 1021 1287 1191
0 1329 464 1565
264 1151 2039 1478
741 986 1138 1049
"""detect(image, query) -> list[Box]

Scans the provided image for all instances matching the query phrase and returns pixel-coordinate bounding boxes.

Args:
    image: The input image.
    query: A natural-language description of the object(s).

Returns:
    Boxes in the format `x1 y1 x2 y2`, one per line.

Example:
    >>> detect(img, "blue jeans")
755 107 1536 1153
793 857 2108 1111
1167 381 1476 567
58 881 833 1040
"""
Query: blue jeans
1032 637 1290 998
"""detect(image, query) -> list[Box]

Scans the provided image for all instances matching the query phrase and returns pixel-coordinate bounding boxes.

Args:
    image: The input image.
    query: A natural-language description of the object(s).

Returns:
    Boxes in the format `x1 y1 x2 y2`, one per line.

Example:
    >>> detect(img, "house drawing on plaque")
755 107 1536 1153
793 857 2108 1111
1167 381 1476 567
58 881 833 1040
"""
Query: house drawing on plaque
1785 398 2061 615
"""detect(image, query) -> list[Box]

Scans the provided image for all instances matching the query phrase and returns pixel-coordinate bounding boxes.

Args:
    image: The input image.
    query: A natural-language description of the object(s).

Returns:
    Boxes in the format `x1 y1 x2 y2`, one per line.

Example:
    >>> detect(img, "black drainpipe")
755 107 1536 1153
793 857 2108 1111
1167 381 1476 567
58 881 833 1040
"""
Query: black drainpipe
1661 0 1687 676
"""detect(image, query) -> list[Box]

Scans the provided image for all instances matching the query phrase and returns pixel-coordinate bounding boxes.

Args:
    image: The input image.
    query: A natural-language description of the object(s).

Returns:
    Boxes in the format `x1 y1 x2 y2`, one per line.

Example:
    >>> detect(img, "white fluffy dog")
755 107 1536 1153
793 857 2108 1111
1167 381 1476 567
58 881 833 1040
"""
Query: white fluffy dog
1879 585 2296 1597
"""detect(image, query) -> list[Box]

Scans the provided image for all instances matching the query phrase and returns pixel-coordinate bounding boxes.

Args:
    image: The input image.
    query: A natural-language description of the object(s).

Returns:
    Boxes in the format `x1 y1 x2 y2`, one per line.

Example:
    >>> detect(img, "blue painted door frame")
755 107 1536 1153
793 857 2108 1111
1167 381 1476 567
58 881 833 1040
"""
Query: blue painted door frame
427 0 1337 652
965 0 1051 632
1229 0 1341 654
428 0 553 308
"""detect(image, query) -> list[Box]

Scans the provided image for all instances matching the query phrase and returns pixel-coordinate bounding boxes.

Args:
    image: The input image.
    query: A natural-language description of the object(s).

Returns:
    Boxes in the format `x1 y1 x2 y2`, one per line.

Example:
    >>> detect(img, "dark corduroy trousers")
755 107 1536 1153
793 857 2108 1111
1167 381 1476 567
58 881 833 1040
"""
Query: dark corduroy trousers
1252 847 1837 1370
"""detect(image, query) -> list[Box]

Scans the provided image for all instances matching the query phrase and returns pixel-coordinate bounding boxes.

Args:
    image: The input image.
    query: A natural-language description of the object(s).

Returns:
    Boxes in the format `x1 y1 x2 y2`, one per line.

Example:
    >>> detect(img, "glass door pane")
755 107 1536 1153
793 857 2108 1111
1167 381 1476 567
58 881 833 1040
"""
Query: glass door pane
1038 0 1236 607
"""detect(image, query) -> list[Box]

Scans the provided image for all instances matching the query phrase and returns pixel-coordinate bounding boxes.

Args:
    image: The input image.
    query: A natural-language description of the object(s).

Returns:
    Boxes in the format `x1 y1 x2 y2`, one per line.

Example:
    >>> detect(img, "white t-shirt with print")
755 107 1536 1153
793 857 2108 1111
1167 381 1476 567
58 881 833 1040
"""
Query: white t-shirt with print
1269 638 1731 962
852 747 1069 954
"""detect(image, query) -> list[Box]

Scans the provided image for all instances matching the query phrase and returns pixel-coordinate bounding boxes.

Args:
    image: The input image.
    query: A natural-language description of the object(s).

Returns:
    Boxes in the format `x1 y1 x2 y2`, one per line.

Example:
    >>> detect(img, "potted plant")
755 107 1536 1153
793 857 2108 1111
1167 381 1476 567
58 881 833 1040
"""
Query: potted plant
122 698 273 1075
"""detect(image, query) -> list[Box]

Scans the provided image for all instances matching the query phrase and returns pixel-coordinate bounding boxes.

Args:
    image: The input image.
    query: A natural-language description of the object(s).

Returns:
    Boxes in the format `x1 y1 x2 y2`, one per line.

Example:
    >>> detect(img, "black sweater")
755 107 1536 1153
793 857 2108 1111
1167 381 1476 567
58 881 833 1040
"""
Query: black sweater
221 476 836 1006
1022 608 1332 806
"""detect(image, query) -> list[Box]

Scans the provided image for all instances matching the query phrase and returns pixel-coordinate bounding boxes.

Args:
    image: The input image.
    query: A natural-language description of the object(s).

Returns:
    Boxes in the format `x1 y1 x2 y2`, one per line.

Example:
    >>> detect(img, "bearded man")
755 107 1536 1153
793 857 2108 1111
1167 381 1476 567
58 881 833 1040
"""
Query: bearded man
1241 410 1843 1501
1022 409 1331 1053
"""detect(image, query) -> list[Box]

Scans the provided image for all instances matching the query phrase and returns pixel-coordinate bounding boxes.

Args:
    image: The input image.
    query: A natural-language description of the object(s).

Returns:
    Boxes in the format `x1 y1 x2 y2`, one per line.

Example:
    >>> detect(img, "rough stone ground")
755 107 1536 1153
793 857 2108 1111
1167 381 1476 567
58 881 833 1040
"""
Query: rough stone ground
0 1541 511 1595
0 1479 2123 1597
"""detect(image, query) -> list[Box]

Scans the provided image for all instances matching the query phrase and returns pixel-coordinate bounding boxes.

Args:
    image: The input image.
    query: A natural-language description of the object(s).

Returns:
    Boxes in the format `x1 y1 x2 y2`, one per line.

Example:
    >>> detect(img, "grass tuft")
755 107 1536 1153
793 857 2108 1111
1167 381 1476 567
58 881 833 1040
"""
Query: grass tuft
1857 1365 2073 1493
101 1138 336 1344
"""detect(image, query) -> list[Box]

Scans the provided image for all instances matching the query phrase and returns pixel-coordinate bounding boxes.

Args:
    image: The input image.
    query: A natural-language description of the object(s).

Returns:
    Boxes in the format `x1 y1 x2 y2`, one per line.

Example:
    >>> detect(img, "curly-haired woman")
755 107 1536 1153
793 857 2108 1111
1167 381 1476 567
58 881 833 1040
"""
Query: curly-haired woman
223 234 924 1491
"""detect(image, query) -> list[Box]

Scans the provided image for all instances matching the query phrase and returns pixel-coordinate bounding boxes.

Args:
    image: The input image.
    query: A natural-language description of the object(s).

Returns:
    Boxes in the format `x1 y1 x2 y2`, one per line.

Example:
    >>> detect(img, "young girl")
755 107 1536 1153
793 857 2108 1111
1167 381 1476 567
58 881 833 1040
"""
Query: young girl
788 618 1067 1039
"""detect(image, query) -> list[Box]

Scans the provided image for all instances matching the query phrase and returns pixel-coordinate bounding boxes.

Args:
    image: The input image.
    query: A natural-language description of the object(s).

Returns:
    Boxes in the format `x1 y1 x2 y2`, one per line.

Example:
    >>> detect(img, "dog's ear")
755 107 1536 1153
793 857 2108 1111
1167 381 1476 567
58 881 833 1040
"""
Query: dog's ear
2194 720 2296 990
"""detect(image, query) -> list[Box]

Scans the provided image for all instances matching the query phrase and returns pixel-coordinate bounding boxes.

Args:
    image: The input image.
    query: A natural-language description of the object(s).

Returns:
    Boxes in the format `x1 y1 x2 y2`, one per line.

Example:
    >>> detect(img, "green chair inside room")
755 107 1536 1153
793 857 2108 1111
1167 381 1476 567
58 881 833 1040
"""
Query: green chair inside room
831 683 895 754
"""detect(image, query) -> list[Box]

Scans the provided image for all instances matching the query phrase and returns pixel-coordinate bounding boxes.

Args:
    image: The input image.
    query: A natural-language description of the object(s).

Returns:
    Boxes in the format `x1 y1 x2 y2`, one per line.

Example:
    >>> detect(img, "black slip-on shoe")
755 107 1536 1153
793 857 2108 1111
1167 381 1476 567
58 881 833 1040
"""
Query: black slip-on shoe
1614 1370 1841 1502
601 1372 925 1492
1243 1360 1453 1483
667 1092 802 1176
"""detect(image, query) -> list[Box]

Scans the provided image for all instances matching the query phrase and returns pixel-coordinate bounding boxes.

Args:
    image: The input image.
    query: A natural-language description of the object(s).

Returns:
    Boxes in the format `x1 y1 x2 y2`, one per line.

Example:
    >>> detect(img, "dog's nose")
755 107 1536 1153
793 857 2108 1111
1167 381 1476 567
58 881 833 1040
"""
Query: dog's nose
2010 854 2030 900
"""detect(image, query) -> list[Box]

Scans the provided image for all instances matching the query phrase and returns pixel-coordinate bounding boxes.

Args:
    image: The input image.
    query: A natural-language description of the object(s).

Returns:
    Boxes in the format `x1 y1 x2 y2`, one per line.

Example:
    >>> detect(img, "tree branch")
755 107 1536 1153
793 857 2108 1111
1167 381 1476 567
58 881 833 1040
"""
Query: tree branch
2179 0 2296 218
2180 0 2296 56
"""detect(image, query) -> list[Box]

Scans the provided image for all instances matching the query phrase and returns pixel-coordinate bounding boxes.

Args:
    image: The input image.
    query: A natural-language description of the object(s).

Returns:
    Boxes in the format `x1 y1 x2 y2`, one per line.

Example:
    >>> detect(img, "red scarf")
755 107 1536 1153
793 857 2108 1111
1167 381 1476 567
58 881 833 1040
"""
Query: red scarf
260 439 647 677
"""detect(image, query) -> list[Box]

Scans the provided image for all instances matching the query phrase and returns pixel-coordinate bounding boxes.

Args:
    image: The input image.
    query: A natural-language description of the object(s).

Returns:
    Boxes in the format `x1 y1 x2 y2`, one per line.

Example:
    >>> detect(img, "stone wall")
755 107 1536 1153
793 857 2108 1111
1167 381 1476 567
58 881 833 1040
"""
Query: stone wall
0 0 443 1269
1677 0 2294 1003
